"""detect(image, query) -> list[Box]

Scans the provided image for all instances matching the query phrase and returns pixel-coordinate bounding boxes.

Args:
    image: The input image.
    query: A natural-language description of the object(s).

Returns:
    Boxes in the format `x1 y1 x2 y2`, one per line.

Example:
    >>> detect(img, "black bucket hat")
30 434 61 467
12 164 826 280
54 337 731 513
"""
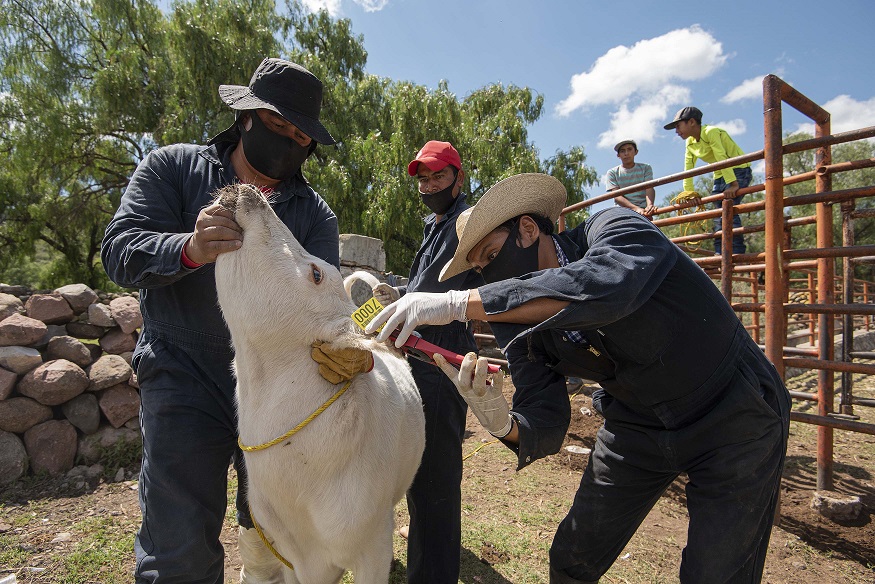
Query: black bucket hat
209 58 336 145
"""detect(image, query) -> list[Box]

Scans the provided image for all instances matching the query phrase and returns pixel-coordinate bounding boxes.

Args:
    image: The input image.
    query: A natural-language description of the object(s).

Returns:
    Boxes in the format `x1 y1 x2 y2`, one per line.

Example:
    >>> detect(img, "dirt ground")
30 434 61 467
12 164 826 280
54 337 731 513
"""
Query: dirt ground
2 369 873 583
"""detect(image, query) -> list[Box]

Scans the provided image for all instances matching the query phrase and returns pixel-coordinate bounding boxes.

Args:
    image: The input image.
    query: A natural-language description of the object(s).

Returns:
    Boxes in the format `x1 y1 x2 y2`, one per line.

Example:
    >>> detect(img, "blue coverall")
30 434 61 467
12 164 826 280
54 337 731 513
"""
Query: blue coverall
483 208 790 583
101 139 339 583
399 193 484 584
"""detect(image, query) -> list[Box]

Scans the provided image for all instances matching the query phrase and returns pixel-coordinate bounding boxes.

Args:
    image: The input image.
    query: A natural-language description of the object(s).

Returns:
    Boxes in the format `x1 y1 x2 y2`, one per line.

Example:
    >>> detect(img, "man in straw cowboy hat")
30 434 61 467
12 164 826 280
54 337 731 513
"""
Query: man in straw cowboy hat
103 57 371 583
365 173 790 583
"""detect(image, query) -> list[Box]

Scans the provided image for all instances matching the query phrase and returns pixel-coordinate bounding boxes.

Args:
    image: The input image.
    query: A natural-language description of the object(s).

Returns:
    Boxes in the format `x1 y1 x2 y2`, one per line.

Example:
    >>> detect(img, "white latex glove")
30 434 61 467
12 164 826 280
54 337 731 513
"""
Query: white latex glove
434 352 512 438
372 283 400 306
365 290 469 348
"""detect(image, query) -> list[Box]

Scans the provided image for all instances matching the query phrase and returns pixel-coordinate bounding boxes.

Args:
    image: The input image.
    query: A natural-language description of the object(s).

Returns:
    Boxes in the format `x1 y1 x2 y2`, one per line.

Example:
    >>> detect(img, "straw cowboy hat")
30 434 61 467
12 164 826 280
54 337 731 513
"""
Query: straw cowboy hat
439 173 567 282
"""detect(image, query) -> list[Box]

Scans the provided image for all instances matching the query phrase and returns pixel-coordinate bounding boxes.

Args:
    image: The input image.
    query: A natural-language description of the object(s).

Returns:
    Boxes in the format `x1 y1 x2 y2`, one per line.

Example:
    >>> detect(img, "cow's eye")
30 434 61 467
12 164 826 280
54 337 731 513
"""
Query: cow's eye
310 264 323 284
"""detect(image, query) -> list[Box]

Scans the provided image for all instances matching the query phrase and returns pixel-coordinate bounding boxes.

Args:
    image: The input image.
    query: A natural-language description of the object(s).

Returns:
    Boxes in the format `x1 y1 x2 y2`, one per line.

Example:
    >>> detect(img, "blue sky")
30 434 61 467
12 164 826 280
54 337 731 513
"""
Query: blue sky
302 0 875 210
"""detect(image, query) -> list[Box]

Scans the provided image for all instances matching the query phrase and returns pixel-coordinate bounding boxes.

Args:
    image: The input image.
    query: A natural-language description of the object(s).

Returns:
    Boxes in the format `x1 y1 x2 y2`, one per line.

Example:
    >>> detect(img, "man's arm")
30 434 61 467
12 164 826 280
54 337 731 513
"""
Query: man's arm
682 142 697 193
102 148 205 289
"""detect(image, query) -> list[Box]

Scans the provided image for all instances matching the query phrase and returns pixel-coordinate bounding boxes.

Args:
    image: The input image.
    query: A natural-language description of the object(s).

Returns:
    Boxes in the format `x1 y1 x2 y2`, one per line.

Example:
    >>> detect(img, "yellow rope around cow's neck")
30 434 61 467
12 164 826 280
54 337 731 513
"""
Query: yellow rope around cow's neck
240 379 353 571
248 503 295 571
238 379 353 452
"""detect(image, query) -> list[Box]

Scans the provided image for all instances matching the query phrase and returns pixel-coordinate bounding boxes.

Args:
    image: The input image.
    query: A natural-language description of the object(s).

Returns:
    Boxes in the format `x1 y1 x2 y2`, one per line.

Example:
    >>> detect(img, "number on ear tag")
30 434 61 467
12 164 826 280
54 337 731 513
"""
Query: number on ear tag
351 297 386 332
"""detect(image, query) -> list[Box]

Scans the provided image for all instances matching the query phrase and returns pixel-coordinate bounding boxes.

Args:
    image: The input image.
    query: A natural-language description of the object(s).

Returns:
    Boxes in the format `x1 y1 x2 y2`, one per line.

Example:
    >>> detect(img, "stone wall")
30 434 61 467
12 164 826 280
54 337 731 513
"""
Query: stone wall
0 284 142 485
0 234 395 485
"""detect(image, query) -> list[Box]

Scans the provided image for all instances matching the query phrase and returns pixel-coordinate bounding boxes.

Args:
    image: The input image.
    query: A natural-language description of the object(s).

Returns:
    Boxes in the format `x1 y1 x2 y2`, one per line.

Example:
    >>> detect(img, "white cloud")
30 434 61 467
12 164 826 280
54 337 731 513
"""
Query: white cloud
354 0 389 10
555 26 727 117
300 0 389 14
793 94 875 136
711 119 747 136
300 0 342 16
721 76 766 104
750 159 765 178
597 85 691 149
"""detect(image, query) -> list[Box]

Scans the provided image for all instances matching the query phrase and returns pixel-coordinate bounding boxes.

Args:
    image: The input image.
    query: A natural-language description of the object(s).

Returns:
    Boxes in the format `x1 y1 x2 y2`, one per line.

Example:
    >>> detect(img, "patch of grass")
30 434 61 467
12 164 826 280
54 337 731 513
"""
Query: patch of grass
0 533 33 570
95 438 143 480
43 516 135 584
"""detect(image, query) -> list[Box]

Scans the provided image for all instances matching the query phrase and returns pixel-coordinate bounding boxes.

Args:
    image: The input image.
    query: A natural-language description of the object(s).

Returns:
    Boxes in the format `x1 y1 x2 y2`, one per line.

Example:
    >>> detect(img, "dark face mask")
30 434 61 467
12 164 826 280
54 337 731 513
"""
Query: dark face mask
420 170 458 215
480 221 541 284
240 112 311 180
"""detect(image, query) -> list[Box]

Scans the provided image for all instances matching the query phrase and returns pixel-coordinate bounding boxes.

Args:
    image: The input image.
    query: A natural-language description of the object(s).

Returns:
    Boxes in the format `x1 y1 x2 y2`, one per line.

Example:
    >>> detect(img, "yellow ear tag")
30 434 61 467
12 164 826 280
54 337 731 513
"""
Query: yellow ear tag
351 297 386 333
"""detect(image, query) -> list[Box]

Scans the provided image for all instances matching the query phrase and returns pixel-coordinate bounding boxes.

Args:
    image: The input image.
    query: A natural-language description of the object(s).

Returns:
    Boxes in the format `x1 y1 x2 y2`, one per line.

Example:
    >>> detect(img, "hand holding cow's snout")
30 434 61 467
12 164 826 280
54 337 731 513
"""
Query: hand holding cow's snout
185 203 243 265
434 352 513 438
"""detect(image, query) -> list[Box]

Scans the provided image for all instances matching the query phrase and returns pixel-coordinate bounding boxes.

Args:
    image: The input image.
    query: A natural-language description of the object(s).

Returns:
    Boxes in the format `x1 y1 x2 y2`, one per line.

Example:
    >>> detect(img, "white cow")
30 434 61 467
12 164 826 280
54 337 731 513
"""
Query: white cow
213 183 425 584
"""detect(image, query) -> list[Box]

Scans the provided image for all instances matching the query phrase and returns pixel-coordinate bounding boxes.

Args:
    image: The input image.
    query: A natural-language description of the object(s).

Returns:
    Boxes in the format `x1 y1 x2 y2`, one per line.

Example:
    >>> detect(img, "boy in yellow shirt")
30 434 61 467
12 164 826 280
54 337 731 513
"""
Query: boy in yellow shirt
665 106 752 254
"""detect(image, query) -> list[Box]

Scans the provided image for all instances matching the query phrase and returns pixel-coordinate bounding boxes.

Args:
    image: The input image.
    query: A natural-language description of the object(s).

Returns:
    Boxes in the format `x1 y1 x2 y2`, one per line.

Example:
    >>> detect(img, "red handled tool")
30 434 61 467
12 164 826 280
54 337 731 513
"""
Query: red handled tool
395 332 502 374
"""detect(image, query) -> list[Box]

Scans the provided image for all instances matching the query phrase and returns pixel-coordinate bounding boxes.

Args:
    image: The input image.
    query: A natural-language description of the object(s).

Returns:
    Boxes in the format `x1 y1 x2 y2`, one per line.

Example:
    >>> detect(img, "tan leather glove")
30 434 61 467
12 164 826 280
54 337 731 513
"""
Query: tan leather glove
434 352 512 438
372 283 400 306
311 341 374 384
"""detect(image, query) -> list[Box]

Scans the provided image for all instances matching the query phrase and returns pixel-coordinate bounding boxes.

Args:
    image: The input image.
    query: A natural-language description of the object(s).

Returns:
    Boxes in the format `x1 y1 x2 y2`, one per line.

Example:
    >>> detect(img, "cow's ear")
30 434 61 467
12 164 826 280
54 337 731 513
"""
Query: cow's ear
309 263 324 285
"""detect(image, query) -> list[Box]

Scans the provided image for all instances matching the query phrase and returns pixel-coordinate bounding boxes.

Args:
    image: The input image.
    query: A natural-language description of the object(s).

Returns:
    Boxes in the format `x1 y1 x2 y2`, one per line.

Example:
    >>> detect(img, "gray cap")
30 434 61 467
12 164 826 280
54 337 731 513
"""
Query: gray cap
614 140 637 152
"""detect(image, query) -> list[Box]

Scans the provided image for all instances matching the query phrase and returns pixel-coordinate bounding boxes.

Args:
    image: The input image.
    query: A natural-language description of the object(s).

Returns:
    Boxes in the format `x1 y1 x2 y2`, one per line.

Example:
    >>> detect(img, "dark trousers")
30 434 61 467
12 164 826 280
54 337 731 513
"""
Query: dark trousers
406 356 469 584
550 344 790 583
711 166 753 255
133 336 250 583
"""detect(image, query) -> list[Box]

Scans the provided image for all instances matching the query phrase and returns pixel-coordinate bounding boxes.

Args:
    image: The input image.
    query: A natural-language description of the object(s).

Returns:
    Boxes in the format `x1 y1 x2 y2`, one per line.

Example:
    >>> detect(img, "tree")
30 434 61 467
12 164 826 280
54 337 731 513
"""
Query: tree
0 0 599 286
782 132 875 280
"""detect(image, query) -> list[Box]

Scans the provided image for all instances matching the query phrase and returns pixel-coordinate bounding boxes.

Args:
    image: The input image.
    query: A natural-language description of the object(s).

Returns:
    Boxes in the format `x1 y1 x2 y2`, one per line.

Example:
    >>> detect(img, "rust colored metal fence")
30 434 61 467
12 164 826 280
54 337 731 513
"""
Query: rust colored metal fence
555 75 875 491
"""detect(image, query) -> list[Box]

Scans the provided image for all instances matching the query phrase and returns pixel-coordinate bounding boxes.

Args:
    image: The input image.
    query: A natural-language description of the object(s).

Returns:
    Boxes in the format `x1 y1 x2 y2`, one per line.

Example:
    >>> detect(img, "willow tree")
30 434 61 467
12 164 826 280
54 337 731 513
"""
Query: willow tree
1 0 599 285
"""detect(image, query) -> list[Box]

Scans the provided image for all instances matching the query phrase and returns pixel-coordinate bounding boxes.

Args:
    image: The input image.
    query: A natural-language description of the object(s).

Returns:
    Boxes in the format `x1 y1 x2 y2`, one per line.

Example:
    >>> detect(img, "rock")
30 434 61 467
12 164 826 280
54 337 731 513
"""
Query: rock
87 303 115 327
46 335 94 368
113 467 125 482
0 346 42 374
66 463 103 481
0 293 24 321
810 491 863 521
99 328 136 354
17 359 89 406
0 313 48 347
564 445 592 455
0 430 28 485
0 284 29 296
61 393 101 434
0 397 53 433
124 416 140 430
98 384 140 428
34 324 69 350
25 293 75 325
339 234 386 272
0 366 16 400
87 343 104 363
54 284 99 314
23 419 78 475
65 321 107 340
77 425 140 465
109 296 142 334
87 354 133 391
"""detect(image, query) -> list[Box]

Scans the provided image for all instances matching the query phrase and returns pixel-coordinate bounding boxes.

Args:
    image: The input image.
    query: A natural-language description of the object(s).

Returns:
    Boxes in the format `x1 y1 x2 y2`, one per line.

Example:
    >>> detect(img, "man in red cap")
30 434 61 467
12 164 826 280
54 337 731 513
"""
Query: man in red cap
372 140 484 583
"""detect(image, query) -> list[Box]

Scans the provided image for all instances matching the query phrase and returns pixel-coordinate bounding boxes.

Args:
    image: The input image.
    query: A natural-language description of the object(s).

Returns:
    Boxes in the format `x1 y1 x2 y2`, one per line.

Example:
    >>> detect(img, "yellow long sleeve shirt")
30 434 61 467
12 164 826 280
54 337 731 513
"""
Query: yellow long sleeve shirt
683 125 749 192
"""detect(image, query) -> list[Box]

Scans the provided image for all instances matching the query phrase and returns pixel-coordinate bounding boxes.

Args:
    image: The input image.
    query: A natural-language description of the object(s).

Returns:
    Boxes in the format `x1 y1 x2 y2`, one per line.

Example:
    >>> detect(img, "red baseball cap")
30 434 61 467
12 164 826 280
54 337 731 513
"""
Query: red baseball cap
407 140 462 176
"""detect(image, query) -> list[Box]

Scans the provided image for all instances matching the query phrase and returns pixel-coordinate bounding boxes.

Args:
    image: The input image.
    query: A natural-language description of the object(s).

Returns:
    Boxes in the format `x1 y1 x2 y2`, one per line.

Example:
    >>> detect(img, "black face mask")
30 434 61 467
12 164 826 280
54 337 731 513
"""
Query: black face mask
240 112 311 180
420 171 458 215
480 221 541 284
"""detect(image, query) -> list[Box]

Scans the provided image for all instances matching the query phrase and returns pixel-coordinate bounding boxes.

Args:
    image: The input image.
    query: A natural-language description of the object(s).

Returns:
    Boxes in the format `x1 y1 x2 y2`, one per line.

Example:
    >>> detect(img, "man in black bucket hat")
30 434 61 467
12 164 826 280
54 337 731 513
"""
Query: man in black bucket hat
103 58 369 583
